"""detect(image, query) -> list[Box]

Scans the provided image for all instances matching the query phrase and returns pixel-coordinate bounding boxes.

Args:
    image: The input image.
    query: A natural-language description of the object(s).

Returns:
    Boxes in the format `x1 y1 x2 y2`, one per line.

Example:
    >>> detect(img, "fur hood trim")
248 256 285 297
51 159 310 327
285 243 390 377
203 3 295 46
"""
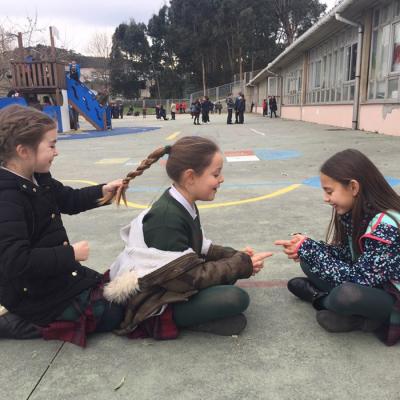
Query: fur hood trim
103 269 139 304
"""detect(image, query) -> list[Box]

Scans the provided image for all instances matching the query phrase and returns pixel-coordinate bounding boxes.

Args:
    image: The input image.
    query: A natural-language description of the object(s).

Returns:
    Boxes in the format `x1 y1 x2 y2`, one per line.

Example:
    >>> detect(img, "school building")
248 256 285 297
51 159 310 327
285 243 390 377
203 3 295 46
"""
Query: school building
247 0 400 136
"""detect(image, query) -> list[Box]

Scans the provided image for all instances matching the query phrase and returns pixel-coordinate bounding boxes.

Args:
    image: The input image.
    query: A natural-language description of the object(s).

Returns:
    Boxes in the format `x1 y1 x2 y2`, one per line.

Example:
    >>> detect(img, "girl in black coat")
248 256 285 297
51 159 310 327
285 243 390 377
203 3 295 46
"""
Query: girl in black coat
0 105 124 345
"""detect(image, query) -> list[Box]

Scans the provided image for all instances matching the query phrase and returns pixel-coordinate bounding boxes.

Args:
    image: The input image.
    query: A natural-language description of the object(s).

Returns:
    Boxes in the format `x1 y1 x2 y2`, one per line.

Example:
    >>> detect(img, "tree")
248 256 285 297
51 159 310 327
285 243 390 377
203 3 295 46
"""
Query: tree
108 0 327 98
0 14 45 94
109 20 150 98
85 31 112 89
272 0 326 45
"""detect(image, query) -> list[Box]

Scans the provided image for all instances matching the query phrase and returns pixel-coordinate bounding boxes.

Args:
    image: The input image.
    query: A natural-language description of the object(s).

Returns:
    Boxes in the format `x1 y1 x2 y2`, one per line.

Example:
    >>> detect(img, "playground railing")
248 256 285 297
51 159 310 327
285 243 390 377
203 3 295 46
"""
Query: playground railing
11 61 67 91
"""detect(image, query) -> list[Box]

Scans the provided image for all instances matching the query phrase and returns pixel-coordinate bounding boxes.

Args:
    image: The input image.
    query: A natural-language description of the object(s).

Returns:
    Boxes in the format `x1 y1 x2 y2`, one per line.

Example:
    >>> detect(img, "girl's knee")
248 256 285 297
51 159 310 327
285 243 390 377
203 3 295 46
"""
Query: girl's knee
223 287 250 313
326 282 362 311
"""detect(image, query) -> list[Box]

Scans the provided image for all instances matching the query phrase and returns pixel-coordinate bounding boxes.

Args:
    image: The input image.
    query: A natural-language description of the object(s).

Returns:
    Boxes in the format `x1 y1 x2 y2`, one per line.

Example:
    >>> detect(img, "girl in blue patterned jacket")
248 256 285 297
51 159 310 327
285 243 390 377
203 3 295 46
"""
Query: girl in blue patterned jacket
275 149 400 345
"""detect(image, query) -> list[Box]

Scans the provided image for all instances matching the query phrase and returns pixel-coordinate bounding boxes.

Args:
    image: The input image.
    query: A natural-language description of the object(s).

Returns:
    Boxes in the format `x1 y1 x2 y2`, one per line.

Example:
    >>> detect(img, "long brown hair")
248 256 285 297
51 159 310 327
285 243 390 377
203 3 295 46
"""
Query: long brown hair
321 149 400 255
100 136 220 205
0 105 56 164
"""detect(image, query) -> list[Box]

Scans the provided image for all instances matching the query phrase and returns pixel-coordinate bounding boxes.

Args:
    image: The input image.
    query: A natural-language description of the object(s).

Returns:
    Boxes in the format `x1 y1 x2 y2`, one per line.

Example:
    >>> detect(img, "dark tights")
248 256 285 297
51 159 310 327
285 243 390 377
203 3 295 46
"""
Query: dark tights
301 262 395 321
173 285 249 327
95 302 125 333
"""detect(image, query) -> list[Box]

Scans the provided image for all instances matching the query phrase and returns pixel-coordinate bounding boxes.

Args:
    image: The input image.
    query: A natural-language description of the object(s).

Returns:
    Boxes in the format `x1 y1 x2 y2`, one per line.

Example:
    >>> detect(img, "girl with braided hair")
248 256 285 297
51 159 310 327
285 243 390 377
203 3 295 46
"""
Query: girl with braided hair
104 136 272 337
0 105 125 346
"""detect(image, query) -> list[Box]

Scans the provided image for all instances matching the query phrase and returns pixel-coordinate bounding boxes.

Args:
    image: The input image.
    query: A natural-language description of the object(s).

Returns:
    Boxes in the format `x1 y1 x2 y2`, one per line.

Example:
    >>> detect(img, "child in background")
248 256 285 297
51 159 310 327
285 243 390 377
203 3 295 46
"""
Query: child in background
275 149 400 345
193 100 201 125
103 136 271 337
0 105 124 346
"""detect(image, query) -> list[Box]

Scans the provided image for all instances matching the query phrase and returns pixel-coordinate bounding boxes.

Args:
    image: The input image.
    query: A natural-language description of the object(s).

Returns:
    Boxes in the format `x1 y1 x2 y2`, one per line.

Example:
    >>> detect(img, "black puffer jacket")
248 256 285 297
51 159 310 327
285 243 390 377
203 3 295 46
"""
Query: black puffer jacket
0 168 103 325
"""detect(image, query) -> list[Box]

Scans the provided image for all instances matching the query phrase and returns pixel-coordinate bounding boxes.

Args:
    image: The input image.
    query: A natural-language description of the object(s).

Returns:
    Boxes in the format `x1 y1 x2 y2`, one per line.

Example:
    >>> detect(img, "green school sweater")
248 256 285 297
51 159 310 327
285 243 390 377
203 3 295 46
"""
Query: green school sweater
143 190 203 255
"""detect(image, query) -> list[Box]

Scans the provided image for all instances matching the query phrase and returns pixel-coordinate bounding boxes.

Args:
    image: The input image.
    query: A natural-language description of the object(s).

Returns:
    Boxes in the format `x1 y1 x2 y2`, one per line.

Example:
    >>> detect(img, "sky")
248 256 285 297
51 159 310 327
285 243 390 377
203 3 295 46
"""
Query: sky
0 0 339 54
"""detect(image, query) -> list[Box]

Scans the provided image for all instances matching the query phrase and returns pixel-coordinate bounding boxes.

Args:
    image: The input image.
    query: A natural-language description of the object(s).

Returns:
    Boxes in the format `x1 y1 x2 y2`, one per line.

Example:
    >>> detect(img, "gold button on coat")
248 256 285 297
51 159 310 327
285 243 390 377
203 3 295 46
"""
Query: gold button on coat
72 271 78 277
51 213 56 219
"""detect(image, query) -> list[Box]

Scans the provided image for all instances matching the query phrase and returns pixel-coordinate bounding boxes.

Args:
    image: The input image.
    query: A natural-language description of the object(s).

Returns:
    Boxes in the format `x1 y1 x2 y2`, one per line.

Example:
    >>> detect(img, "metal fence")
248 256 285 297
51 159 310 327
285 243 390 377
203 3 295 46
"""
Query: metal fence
119 98 190 109
114 98 191 115
189 80 245 103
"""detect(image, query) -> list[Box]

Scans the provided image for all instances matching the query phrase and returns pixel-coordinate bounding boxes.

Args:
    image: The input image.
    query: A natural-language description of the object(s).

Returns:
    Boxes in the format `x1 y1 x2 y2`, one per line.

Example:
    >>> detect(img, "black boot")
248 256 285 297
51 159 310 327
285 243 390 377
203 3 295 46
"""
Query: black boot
316 310 383 333
187 313 247 336
287 277 325 304
0 312 41 339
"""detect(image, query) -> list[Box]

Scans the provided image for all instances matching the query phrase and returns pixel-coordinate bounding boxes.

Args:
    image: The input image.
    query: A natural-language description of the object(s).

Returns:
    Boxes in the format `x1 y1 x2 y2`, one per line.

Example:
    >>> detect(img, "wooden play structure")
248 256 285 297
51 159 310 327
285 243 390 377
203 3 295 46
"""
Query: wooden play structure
1 27 110 132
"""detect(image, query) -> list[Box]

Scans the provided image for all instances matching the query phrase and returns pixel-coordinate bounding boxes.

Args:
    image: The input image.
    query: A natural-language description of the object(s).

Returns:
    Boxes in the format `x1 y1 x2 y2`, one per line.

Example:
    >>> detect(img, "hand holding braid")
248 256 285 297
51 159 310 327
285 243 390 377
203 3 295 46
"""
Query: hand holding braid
98 146 170 206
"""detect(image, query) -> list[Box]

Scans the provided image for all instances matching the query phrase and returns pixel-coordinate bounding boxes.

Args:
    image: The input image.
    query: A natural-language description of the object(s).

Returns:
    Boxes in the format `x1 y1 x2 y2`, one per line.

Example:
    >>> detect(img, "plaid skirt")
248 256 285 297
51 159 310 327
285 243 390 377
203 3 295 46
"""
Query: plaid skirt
379 282 400 346
40 271 178 347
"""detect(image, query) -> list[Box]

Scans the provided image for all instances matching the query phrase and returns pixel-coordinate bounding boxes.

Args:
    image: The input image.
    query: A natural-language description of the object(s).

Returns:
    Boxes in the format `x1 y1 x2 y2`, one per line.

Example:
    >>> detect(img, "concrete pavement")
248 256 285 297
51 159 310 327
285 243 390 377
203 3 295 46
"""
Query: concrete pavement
1 111 399 400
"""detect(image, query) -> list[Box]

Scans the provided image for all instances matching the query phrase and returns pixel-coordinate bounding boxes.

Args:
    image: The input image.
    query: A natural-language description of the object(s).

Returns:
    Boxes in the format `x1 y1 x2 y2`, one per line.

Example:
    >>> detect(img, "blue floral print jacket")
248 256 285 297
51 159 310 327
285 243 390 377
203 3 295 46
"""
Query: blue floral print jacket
297 211 400 287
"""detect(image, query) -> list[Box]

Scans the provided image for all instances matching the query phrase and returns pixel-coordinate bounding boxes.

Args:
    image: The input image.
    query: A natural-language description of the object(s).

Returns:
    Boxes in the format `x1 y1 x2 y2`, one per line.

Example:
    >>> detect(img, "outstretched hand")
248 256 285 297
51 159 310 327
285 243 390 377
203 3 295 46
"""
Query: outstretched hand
243 247 273 275
274 234 306 262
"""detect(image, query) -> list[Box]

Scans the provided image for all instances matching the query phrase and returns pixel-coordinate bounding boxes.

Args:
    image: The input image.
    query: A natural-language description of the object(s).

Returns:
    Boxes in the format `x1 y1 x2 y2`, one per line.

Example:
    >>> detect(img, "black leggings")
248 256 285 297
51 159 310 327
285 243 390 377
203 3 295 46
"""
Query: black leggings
173 285 250 327
301 262 395 321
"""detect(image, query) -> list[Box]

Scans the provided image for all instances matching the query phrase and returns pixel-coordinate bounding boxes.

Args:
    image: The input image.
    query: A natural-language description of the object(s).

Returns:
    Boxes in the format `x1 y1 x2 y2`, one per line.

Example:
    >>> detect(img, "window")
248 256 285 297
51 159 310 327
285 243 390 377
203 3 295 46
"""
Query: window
306 27 357 104
344 44 357 81
368 1 400 101
314 60 321 88
392 22 400 72
388 78 399 99
282 61 302 105
350 44 357 80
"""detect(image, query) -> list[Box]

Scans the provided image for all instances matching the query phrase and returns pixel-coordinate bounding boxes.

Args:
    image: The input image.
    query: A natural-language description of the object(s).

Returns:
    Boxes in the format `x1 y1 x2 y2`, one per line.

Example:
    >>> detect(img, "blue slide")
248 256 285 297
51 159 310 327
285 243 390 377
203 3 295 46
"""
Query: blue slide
66 74 110 130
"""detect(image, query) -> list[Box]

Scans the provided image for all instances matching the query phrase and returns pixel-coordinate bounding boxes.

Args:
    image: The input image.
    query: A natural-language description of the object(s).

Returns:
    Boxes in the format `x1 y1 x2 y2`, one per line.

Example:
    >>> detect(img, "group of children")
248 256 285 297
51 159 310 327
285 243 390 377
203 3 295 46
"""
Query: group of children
0 104 399 347
262 96 278 118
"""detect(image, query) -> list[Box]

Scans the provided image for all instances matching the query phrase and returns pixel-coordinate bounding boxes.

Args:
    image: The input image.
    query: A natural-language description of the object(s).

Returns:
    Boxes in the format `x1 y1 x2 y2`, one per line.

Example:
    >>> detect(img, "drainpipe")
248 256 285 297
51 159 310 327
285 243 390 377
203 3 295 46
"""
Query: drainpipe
335 13 363 130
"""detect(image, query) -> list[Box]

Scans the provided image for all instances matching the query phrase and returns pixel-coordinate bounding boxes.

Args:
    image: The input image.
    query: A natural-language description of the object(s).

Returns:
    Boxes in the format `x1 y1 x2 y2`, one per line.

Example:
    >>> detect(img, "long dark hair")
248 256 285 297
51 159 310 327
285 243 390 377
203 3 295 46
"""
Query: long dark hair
100 136 219 205
321 149 400 255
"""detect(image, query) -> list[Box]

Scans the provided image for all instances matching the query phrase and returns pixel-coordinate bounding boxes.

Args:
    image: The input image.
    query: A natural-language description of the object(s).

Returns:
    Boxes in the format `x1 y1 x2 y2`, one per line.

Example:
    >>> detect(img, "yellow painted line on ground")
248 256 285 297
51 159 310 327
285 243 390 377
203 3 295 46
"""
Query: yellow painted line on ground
61 180 302 209
166 131 181 141
95 158 130 165
61 179 98 186
198 184 302 209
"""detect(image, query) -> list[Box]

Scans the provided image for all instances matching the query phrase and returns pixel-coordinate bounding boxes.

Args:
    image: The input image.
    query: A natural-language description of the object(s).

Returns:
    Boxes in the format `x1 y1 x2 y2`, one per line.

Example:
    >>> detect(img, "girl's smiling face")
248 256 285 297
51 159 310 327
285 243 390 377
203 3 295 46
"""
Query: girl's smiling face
190 151 224 202
33 128 58 173
320 172 359 215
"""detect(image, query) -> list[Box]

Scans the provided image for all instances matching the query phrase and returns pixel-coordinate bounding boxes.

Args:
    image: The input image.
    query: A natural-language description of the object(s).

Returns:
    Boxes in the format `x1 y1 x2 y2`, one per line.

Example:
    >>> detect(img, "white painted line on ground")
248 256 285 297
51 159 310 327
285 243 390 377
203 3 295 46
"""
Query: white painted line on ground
95 158 130 165
250 128 266 136
226 155 260 162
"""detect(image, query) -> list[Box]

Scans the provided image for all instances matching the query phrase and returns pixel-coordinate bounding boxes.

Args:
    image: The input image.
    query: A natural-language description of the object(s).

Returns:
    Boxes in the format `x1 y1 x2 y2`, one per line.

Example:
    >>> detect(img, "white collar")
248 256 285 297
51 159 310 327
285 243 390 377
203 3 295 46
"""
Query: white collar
169 185 197 220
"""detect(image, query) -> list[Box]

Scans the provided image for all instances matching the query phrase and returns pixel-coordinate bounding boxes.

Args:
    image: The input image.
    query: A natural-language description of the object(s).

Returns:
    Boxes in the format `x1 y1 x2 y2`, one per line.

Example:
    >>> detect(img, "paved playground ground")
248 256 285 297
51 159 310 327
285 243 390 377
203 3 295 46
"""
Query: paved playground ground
1 111 400 400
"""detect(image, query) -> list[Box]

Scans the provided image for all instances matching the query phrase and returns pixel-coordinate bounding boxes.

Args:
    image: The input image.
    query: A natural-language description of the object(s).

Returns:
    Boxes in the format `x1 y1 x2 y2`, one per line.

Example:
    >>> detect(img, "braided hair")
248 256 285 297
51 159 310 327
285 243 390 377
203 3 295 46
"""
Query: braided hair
100 136 219 206
99 146 169 205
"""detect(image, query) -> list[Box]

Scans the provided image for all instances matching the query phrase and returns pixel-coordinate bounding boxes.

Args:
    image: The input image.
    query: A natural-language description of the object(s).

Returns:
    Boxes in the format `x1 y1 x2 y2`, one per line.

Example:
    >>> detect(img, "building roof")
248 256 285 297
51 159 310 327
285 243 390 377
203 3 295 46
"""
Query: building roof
248 0 378 85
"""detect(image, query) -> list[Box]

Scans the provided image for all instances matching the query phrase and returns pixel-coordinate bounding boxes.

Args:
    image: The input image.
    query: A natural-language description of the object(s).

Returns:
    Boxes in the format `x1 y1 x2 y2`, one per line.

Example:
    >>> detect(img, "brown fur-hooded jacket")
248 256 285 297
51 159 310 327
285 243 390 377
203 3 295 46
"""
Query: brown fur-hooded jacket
104 243 252 335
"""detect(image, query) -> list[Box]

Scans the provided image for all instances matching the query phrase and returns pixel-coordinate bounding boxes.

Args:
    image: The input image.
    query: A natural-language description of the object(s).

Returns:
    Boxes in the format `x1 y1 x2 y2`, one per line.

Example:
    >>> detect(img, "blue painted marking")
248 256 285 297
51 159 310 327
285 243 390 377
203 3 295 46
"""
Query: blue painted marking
302 176 321 188
303 176 400 188
255 149 301 160
386 177 400 187
58 126 160 140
